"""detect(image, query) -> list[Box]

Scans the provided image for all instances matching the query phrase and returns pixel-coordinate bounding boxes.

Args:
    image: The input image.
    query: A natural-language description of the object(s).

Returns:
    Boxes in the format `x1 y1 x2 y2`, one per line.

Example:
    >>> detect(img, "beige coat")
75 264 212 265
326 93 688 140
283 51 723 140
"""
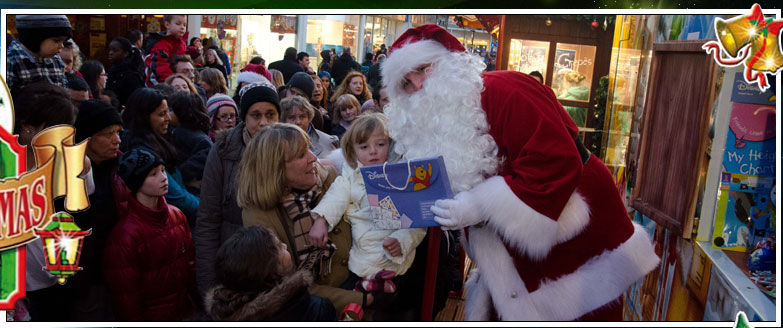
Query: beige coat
241 163 362 313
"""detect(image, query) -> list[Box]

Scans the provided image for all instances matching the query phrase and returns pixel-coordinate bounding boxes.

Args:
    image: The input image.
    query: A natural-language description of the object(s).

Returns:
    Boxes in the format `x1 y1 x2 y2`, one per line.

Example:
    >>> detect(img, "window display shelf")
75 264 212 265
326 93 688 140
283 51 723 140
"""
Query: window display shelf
696 240 776 321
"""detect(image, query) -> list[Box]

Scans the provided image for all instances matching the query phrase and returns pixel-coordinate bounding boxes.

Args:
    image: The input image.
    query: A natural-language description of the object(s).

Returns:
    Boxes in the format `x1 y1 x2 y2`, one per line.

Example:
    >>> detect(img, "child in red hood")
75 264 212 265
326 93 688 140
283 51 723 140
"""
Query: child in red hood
144 15 188 86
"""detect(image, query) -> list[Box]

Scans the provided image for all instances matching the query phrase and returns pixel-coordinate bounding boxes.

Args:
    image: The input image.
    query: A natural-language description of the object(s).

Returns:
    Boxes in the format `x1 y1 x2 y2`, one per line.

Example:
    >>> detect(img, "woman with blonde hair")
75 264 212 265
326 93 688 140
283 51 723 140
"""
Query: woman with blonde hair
165 73 199 96
204 48 228 84
331 71 372 105
236 123 364 314
269 68 285 89
197 67 229 99
329 94 361 139
280 95 338 158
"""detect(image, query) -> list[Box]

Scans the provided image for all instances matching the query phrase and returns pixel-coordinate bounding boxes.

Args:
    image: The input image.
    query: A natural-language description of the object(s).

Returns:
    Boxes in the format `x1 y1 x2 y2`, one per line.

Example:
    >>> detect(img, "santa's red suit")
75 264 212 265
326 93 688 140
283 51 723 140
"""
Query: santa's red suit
382 25 660 321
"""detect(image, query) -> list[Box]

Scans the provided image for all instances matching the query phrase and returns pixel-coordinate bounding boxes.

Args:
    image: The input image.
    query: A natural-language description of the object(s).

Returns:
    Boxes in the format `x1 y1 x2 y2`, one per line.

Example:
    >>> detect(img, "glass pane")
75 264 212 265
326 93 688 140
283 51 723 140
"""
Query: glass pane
306 15 360 73
552 43 596 104
508 39 549 83
364 16 374 57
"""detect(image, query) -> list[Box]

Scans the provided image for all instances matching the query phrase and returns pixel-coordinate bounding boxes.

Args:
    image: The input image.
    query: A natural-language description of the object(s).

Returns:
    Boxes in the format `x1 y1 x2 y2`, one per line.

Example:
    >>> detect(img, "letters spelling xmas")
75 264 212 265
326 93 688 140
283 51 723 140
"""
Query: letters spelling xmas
0 125 89 250
0 174 48 242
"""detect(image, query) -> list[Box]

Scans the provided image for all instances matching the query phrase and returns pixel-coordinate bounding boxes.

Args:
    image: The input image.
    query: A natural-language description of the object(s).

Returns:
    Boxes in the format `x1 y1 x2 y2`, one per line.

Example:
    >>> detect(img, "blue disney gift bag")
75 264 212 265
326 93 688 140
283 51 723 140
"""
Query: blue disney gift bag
360 156 453 229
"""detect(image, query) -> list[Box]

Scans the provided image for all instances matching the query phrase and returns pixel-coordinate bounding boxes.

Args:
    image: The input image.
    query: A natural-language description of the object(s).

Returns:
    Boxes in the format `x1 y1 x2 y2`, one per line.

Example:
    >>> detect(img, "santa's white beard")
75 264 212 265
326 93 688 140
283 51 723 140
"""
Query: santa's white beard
385 52 499 193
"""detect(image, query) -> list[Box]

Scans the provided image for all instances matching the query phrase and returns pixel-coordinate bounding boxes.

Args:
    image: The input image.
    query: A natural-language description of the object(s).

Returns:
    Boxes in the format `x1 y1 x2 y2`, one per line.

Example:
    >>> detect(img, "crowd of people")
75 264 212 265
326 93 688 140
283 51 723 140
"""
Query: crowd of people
6 15 461 322
7 15 658 323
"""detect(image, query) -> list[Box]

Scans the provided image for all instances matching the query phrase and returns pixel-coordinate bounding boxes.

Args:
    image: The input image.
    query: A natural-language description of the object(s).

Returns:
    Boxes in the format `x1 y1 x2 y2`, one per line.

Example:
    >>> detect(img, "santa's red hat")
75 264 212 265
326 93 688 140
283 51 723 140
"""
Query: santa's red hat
382 24 468 94
238 64 274 86
389 24 465 54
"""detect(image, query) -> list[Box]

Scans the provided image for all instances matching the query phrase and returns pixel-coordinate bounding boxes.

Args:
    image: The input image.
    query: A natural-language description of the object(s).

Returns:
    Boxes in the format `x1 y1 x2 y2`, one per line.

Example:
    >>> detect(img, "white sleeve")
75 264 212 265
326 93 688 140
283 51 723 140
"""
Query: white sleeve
312 175 351 230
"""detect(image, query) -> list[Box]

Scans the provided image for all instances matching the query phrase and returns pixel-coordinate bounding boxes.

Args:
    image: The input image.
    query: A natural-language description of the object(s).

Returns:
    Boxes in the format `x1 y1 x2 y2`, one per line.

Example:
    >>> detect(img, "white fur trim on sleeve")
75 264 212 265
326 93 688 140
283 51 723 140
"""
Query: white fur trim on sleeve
470 176 590 260
466 222 660 321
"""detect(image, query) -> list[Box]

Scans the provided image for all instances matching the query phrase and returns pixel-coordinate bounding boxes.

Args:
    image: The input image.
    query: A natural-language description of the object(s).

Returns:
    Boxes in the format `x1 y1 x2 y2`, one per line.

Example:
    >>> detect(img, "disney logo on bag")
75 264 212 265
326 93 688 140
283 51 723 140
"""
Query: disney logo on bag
366 171 388 180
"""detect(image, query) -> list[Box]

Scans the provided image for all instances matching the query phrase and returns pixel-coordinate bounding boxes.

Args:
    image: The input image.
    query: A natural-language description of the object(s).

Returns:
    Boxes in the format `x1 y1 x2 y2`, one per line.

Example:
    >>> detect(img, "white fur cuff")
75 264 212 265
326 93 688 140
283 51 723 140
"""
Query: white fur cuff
470 176 590 260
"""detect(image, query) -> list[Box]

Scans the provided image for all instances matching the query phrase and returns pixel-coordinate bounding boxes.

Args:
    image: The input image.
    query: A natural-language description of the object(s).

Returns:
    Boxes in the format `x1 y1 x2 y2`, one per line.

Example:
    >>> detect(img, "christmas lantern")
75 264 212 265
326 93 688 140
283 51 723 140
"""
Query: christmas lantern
34 212 91 285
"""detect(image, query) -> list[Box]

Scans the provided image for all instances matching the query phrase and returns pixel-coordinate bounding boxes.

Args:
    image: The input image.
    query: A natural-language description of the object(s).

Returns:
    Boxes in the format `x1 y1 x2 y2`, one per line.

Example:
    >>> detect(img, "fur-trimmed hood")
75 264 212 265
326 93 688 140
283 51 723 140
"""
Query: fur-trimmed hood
205 270 313 321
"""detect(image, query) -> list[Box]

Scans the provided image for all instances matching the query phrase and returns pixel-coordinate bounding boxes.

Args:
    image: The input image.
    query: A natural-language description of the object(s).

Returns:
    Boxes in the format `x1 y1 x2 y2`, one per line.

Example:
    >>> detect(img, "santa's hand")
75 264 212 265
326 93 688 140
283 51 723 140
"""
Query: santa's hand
431 192 483 230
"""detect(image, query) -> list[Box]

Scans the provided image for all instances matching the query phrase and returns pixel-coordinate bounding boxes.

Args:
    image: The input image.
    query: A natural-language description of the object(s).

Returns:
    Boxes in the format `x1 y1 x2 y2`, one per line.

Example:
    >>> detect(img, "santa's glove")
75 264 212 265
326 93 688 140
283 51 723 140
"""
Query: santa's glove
431 191 484 230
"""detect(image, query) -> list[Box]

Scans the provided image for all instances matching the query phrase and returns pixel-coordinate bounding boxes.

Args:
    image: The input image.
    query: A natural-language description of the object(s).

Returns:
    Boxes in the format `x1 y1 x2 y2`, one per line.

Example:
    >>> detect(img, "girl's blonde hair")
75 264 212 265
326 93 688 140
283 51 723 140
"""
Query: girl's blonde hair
332 94 361 125
237 123 312 210
331 71 371 104
164 73 199 95
341 112 390 169
280 95 315 122
269 69 285 89
199 67 229 98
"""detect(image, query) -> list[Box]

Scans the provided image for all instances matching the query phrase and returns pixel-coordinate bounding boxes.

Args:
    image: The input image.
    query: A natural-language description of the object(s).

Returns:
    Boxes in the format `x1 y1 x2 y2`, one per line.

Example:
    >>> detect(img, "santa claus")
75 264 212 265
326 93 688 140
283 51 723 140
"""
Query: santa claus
381 24 660 321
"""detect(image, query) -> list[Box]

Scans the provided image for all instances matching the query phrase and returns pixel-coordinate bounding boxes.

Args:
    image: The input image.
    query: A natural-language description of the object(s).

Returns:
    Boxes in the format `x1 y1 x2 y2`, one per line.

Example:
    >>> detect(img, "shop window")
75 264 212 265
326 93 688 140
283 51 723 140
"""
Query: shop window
507 39 550 83
306 15 360 72
552 43 596 103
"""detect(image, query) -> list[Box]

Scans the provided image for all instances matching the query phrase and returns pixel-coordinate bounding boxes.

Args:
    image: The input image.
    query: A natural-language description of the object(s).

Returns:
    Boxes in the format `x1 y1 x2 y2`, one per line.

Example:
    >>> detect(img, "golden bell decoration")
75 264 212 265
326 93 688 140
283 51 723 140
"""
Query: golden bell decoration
704 4 783 91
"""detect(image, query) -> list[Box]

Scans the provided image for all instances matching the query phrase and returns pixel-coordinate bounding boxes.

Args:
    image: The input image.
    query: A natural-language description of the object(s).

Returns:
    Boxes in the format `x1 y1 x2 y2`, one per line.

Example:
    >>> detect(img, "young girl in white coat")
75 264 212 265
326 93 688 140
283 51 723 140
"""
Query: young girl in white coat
308 113 426 312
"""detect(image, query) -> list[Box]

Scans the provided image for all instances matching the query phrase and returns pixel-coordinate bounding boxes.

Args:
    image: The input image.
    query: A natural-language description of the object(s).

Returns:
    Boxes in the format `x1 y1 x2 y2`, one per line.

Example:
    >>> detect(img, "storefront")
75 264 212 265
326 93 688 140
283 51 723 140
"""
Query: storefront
199 14 296 88
604 14 777 322
362 15 407 60
498 15 615 152
305 15 361 72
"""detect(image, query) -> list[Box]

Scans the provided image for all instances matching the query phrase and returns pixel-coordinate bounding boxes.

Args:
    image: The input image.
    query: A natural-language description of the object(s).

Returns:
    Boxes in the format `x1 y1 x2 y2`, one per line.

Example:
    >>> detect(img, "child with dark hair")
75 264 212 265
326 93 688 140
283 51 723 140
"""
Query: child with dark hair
168 93 213 197
104 148 197 321
144 14 188 86
205 226 338 321
121 88 200 223
6 15 72 95
106 37 145 107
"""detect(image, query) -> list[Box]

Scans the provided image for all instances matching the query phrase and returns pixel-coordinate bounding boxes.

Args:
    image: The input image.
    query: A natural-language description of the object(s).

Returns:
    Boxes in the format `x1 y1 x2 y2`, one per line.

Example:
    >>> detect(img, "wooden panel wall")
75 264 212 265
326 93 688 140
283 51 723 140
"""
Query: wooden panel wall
631 40 717 236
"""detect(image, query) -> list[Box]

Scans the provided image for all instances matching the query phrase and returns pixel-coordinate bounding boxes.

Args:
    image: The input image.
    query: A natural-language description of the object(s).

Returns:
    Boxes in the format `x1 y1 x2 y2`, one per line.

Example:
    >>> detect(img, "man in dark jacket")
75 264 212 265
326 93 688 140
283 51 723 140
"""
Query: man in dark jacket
329 47 361 87
268 47 304 84
62 100 126 320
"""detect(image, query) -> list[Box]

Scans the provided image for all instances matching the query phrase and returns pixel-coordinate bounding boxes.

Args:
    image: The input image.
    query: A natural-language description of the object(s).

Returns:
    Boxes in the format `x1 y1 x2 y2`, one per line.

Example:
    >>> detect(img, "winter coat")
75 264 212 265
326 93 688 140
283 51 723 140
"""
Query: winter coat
194 123 247 296
106 59 145 107
205 271 337 321
241 162 363 313
312 163 426 278
330 53 361 87
144 32 187 86
330 123 348 140
119 132 200 222
366 62 383 90
103 195 196 321
308 124 338 158
171 126 213 185
205 61 229 86
318 50 332 74
268 56 304 84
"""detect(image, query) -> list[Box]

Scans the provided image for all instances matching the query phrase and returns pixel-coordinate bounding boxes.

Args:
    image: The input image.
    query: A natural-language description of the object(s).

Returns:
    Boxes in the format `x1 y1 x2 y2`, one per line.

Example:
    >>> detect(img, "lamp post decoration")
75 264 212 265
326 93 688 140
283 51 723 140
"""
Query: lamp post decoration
34 212 91 285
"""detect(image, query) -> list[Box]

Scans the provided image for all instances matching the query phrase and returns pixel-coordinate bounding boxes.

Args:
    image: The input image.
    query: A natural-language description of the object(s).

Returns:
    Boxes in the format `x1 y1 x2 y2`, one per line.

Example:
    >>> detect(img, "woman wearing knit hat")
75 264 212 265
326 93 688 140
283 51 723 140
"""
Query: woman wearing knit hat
6 15 73 95
105 148 197 321
194 82 280 299
205 93 238 140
